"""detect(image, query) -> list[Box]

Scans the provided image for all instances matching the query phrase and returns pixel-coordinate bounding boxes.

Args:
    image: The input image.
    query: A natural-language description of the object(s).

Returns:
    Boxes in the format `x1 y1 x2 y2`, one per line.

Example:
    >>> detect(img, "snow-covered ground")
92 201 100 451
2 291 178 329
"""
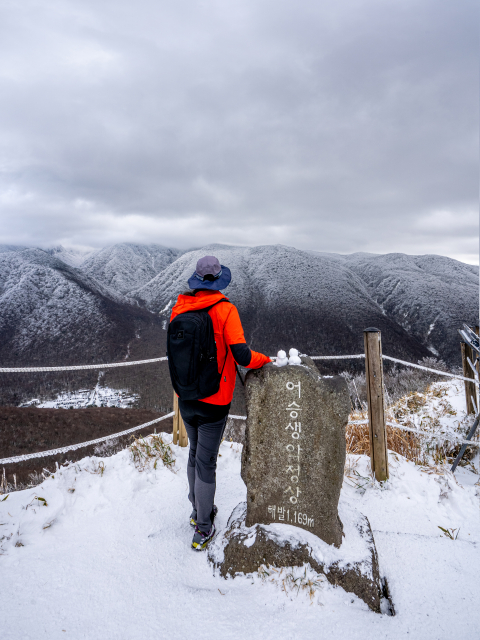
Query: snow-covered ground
387 379 476 446
1 428 479 640
20 386 139 409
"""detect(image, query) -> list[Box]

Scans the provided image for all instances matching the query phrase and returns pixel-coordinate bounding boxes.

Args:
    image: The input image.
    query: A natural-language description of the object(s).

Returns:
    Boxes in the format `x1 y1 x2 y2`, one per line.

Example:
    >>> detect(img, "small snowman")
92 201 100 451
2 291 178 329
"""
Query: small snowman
275 350 288 367
288 348 302 365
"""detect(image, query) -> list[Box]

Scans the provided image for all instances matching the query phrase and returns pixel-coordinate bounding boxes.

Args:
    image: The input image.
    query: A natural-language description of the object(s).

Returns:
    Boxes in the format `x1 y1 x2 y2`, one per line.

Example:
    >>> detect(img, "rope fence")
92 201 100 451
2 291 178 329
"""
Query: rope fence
4 409 476 467
0 352 475 385
0 356 168 373
0 412 175 465
1 343 478 469
308 354 366 360
381 355 478 385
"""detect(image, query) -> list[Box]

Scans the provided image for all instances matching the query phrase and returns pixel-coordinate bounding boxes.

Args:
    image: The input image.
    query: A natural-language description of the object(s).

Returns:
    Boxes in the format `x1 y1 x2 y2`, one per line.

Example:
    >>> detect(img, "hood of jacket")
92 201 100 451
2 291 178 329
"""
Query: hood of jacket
170 290 230 318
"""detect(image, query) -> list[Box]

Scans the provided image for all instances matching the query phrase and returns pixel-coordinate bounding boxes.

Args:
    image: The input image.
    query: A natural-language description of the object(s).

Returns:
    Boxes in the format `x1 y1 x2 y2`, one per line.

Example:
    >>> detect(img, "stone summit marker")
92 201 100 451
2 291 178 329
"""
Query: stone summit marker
208 357 385 613
242 356 347 546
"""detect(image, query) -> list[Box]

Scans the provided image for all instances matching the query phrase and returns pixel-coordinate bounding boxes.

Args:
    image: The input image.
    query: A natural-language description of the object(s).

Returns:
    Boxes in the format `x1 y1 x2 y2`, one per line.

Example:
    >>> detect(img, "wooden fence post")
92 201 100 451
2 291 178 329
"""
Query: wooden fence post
172 392 188 447
364 328 389 482
461 325 479 415
461 342 476 414
476 326 479 410
474 326 480 413
179 411 188 448
173 393 179 445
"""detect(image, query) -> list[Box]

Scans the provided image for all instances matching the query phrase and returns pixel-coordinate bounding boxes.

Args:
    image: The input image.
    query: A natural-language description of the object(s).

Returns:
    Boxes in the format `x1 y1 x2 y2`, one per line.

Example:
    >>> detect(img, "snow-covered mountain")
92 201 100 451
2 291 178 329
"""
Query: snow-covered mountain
0 247 163 369
0 242 477 400
45 245 95 268
81 243 184 294
333 252 479 365
0 244 30 253
132 243 478 364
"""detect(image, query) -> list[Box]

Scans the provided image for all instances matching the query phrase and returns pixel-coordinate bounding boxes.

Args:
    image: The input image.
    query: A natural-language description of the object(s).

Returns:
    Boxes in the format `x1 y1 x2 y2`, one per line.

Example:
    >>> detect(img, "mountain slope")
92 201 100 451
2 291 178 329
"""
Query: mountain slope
0 248 163 368
0 244 30 253
0 242 476 407
45 245 96 268
336 252 479 364
131 244 435 363
81 243 184 295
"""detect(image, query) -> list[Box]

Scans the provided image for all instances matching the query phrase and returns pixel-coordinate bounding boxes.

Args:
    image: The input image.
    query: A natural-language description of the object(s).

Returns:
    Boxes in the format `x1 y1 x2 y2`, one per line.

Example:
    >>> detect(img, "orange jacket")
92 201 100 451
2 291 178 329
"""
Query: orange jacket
170 290 270 405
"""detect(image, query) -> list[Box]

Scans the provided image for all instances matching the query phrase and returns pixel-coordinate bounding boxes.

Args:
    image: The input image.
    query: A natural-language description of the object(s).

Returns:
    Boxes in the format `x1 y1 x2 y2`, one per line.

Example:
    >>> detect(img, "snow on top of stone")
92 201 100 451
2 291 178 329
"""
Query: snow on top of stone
208 499 374 576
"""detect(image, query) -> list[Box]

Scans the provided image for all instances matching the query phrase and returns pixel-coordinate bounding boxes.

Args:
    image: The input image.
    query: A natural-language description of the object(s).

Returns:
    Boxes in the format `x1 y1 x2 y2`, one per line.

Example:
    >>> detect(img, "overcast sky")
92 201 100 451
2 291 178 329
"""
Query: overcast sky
0 0 478 263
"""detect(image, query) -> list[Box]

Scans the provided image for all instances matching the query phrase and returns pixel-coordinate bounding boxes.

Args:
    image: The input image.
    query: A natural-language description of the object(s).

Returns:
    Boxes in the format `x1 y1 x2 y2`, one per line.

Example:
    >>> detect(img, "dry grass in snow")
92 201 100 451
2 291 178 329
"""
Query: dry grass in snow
129 433 176 472
346 381 478 468
256 564 327 604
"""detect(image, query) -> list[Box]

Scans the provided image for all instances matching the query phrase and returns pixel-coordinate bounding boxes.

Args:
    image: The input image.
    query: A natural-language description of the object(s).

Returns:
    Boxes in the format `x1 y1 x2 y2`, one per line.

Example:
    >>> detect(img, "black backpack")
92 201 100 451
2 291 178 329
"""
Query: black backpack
167 300 230 401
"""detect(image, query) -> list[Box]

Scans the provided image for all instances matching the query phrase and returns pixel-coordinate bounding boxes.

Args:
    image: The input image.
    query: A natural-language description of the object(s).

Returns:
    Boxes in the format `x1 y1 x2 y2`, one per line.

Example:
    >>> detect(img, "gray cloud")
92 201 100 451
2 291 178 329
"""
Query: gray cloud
0 0 478 262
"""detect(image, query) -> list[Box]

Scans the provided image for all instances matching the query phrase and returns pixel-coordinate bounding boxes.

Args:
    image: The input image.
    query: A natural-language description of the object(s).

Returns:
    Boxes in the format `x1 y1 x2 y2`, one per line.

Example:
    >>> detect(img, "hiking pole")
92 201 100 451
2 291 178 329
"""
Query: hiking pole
451 413 480 473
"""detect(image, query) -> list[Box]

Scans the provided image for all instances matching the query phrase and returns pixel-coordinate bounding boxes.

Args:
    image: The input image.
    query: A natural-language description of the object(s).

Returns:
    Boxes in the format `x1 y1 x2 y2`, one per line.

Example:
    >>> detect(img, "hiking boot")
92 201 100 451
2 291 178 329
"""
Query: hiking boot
191 523 216 551
189 505 217 528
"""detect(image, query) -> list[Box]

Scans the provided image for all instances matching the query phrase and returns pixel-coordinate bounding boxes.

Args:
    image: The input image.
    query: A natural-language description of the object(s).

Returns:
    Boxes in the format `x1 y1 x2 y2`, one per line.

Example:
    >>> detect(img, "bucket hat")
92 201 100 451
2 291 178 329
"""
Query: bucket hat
188 255 232 291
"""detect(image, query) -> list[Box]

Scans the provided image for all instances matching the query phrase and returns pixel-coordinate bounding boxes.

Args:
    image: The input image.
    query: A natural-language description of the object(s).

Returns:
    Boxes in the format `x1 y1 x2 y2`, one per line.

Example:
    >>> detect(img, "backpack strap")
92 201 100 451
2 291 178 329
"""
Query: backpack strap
204 298 232 379
203 298 231 313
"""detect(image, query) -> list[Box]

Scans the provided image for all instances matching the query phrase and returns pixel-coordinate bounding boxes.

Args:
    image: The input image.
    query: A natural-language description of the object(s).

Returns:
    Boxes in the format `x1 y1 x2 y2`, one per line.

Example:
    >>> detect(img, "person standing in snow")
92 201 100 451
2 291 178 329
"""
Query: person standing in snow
168 255 271 550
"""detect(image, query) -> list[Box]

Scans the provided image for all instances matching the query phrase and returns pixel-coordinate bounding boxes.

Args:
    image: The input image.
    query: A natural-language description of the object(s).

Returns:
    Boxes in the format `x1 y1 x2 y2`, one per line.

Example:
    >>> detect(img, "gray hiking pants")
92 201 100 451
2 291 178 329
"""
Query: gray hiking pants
179 403 228 533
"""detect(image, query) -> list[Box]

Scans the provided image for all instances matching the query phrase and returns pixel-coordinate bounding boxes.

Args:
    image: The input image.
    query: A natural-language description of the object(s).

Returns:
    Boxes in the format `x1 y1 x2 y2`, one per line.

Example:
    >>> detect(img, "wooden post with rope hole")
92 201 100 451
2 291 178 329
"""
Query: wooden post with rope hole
364 328 389 482
173 393 188 447
476 326 479 406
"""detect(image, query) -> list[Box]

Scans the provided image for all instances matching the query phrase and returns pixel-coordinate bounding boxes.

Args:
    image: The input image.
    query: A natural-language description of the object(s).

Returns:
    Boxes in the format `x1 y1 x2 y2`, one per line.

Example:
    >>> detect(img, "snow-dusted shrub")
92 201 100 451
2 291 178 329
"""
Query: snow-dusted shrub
93 438 123 457
129 434 176 471
0 470 46 494
343 357 453 409
346 378 476 467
